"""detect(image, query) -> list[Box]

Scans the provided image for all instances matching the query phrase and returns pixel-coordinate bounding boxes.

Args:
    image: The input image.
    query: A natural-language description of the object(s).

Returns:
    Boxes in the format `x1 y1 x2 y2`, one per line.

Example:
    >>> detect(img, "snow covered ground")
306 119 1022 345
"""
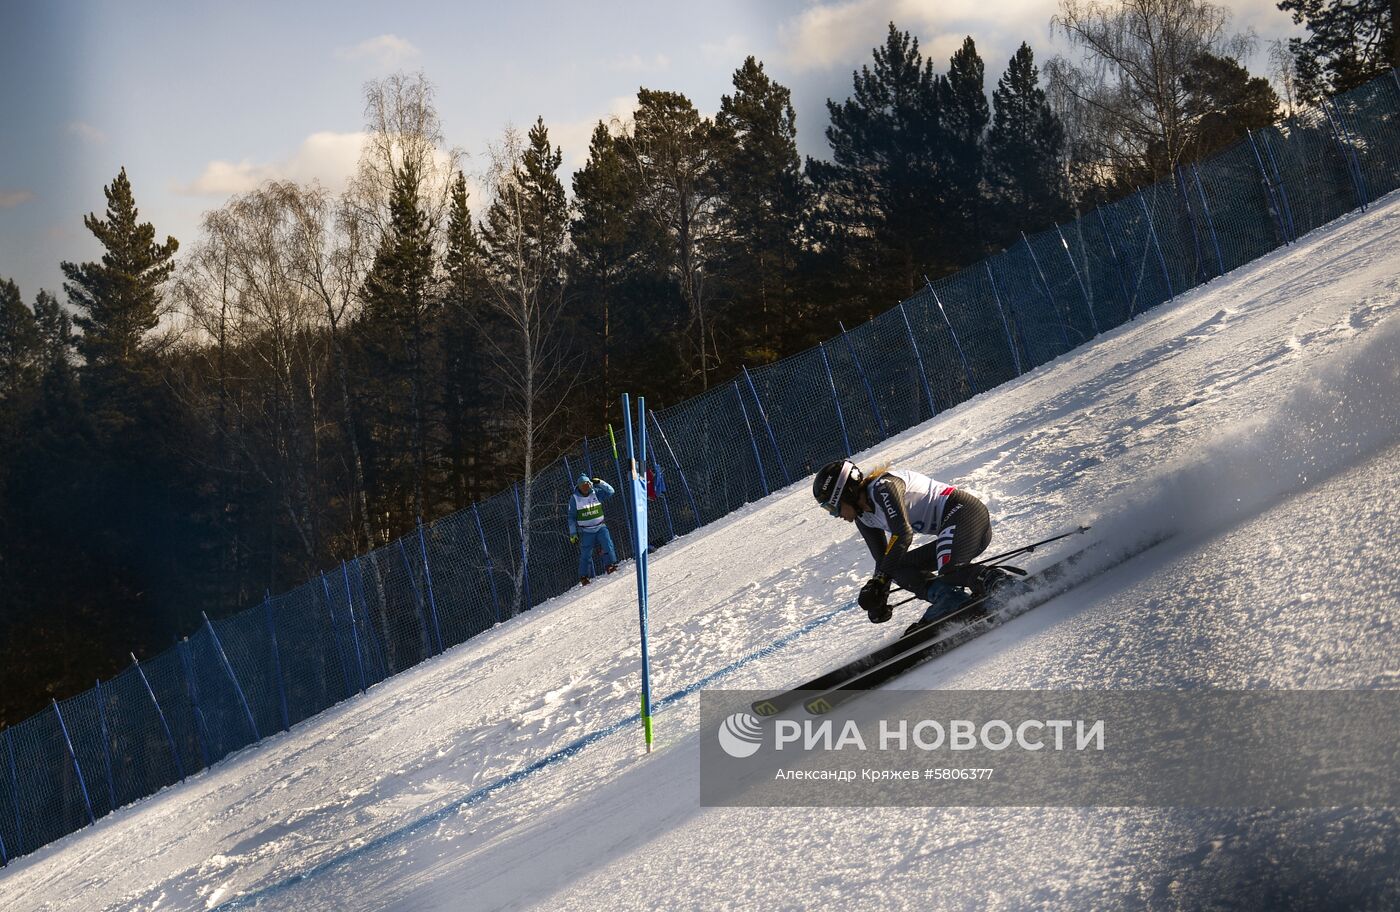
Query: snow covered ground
2 191 1398 911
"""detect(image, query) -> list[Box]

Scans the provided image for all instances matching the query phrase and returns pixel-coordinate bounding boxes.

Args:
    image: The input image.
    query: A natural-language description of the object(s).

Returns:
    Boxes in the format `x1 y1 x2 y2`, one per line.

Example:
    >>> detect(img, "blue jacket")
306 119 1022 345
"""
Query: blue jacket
567 479 615 535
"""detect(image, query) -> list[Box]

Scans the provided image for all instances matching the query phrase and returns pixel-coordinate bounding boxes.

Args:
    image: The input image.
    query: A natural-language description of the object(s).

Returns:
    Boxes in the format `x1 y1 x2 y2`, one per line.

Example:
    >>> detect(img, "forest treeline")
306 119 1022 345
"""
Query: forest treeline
2 1 1393 724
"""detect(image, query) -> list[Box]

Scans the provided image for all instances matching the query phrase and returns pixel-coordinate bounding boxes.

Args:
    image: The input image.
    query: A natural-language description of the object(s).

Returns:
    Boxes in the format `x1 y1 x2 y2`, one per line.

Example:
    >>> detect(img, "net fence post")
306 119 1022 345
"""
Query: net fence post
649 409 702 528
262 592 291 732
838 321 888 439
1322 97 1369 210
1095 208 1134 311
417 518 444 654
732 380 770 497
51 699 95 826
203 612 260 741
645 434 677 543
397 538 433 658
178 638 212 770
510 482 533 611
1257 130 1298 241
818 341 852 456
1137 189 1175 302
131 653 184 781
5 729 21 855
924 278 979 393
1173 165 1208 284
472 504 502 624
1190 163 1226 276
340 563 368 694
741 365 791 487
94 679 118 811
1022 232 1071 350
1246 129 1290 245
898 300 938 418
1054 227 1099 337
984 261 1025 376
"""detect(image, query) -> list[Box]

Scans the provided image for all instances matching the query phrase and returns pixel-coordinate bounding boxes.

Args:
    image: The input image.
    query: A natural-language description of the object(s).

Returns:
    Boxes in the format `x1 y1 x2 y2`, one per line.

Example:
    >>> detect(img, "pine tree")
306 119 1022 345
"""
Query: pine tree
941 37 991 263
1182 52 1280 159
807 23 948 311
441 170 495 506
61 167 178 433
1277 0 1397 101
625 89 724 390
712 57 811 359
358 155 440 532
0 278 39 404
986 43 1072 244
571 122 677 417
478 118 575 614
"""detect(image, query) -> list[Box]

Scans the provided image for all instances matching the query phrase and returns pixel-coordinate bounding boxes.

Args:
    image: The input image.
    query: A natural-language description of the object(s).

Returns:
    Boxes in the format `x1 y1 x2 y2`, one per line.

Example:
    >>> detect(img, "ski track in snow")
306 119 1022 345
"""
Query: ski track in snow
2 193 1399 911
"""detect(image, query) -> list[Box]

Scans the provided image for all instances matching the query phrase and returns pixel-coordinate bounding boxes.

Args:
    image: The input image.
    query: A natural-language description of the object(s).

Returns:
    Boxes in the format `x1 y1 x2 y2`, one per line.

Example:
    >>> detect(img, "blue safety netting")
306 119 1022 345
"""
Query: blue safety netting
3 70 1398 867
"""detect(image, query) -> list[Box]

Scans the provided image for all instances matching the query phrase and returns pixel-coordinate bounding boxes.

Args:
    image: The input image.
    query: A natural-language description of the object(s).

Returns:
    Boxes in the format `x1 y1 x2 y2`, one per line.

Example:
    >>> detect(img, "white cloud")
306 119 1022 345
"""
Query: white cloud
547 96 642 181
778 0 1059 73
701 34 751 64
608 52 671 73
334 34 421 71
778 0 1296 76
0 190 36 209
67 121 107 145
176 131 370 197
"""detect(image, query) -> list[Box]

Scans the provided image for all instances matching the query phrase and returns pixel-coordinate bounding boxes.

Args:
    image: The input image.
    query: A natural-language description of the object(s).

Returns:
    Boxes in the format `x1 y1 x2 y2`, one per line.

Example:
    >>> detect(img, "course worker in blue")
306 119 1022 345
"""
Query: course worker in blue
568 475 618 584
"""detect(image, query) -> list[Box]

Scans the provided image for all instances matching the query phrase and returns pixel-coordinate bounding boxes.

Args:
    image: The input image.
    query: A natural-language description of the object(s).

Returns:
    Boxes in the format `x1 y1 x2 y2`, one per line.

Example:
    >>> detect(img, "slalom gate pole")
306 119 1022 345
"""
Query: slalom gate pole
622 394 654 753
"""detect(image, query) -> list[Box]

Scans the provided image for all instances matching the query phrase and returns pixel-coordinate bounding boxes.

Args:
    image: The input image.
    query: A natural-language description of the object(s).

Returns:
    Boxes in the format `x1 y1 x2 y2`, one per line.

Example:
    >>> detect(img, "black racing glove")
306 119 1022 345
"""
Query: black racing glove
859 574 892 623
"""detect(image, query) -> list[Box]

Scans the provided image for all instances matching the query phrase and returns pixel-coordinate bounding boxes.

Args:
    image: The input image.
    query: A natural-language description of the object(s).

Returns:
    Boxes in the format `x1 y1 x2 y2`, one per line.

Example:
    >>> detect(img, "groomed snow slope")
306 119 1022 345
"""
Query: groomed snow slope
2 192 1399 912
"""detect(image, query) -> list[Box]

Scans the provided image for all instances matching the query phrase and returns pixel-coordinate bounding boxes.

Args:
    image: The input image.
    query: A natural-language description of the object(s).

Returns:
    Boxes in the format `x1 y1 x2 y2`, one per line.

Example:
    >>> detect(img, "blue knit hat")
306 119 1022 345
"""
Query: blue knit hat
577 474 591 486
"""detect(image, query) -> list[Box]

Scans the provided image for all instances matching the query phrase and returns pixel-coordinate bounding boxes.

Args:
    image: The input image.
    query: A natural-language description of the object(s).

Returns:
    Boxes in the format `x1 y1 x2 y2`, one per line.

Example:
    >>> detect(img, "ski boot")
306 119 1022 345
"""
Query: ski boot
605 563 618 574
580 576 591 586
904 579 970 636
974 566 1018 598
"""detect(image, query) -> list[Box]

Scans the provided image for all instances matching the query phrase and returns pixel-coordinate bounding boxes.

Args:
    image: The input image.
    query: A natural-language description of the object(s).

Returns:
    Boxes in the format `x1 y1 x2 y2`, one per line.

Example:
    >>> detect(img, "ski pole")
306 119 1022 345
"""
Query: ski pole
973 525 1091 568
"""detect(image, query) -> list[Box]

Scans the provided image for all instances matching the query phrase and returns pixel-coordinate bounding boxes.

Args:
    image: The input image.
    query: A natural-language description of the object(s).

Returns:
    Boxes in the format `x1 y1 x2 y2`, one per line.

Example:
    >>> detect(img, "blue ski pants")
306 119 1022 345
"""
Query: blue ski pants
577 525 617 578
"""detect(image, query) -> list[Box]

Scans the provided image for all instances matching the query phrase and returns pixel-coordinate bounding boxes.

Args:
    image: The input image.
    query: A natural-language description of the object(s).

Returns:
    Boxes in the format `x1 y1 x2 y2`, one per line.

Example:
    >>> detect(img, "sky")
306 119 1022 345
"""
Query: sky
0 0 1303 303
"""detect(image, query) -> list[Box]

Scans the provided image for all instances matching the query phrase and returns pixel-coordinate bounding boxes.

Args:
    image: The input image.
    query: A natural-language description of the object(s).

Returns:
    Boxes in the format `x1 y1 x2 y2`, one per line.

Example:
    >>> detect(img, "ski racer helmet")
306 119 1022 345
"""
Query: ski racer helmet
813 459 863 517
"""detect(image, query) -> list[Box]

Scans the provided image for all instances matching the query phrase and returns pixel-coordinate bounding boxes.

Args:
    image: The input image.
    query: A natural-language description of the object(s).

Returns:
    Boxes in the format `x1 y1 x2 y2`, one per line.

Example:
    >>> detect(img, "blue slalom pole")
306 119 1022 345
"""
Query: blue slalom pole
622 394 654 753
